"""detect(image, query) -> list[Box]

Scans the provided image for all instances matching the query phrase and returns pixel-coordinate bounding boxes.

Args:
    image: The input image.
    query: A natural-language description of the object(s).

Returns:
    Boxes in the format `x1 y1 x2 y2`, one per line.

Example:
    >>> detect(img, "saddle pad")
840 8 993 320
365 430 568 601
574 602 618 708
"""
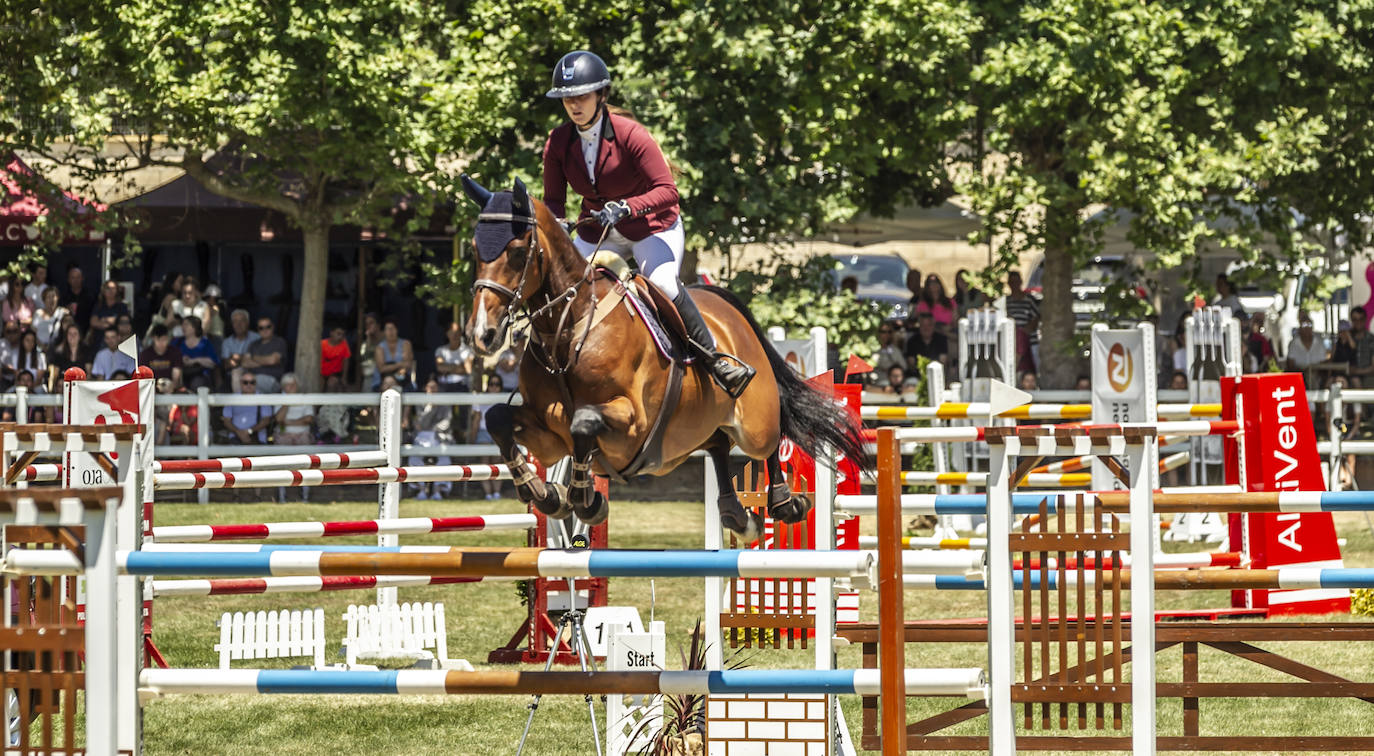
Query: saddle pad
611 274 679 364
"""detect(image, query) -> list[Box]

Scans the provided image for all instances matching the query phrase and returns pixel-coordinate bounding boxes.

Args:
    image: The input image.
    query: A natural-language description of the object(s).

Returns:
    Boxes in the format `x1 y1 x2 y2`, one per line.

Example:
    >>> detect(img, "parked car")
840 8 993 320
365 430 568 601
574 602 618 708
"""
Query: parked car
1026 254 1146 328
829 253 912 320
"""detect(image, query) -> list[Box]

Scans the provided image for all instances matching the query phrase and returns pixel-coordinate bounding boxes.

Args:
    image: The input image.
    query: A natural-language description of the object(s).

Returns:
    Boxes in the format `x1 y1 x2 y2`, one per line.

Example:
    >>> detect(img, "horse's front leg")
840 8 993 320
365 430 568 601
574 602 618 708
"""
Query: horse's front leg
485 403 571 518
567 401 627 526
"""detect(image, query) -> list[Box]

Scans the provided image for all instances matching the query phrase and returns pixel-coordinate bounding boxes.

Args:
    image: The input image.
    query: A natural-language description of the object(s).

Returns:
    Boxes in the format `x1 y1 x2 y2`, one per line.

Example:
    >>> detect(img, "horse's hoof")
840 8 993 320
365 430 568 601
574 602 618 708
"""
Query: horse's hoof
721 508 764 544
769 493 814 524
573 488 609 526
533 483 574 520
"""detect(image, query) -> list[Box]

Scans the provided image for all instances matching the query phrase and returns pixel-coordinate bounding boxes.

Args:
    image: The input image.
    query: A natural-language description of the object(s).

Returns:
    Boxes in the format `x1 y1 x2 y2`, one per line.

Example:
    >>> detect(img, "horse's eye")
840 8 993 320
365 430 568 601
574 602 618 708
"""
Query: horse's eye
507 243 528 268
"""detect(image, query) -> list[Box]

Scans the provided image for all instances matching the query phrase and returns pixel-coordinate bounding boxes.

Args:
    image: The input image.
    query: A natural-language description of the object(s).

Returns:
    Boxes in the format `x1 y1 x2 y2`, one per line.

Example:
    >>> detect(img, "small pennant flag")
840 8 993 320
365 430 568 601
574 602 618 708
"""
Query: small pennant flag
119 336 139 364
844 354 874 381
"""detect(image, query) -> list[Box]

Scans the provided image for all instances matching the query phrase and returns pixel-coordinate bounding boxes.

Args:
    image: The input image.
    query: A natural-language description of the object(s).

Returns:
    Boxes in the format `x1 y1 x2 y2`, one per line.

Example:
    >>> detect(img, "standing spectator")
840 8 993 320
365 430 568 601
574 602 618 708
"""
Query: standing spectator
58 264 95 337
1287 312 1329 377
2 277 34 327
320 326 352 384
953 268 985 318
166 386 199 445
139 324 183 388
1002 270 1040 371
433 323 473 393
914 274 955 333
358 313 382 390
49 324 90 378
904 312 949 370
174 316 220 391
315 374 354 444
372 319 415 390
406 377 455 500
243 316 288 392
273 374 314 446
493 347 520 391
22 264 48 310
12 329 46 389
32 286 67 348
89 280 130 347
904 269 924 308
1244 312 1275 373
222 371 273 444
170 279 211 338
221 309 260 391
91 329 136 380
872 321 905 377
202 284 226 340
1342 307 1374 387
1212 273 1246 316
471 373 505 500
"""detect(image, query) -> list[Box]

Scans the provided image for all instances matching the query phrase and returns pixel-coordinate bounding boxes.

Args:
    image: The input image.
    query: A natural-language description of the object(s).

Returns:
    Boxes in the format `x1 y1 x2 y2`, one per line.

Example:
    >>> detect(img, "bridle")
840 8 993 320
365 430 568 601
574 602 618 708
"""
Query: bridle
471 211 611 376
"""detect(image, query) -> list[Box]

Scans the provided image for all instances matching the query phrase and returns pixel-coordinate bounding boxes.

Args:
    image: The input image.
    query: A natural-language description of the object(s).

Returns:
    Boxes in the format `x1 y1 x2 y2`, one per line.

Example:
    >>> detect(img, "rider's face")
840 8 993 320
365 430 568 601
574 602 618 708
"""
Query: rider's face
562 92 600 128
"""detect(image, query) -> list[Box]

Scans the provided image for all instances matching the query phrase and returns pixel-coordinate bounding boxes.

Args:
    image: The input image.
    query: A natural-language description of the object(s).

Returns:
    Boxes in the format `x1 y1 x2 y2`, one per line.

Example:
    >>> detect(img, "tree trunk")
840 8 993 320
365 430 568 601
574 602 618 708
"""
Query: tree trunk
296 220 329 393
1038 202 1084 389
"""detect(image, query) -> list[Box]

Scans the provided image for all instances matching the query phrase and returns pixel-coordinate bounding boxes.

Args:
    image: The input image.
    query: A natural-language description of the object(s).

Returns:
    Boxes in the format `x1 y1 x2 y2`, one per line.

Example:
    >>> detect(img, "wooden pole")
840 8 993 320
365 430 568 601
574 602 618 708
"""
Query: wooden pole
876 428 907 752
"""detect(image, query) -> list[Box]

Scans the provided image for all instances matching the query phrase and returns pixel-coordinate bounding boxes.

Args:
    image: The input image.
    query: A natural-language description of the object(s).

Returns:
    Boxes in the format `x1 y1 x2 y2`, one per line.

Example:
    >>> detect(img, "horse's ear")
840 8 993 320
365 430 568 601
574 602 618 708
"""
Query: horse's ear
512 178 530 216
461 174 492 207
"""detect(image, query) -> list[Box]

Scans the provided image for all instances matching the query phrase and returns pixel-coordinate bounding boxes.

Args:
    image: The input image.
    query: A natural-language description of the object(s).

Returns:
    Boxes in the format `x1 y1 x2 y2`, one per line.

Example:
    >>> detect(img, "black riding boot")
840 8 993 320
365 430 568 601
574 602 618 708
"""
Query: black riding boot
673 288 756 398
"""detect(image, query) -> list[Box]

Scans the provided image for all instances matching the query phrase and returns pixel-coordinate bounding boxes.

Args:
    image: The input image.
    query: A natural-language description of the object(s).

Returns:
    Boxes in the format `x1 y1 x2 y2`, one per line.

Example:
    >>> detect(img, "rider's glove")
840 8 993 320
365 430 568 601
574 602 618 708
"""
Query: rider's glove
594 200 631 227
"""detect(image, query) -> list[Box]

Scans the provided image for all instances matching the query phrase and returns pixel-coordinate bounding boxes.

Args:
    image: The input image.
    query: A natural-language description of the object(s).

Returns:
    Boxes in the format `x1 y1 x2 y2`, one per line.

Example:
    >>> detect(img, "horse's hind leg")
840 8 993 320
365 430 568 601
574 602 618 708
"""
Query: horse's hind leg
708 432 763 543
765 451 813 524
485 403 570 518
568 406 609 525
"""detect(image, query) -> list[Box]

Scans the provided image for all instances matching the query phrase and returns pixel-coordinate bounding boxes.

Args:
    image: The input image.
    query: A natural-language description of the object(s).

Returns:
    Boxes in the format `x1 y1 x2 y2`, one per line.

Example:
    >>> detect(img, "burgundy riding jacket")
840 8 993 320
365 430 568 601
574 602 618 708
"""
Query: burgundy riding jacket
542 112 680 244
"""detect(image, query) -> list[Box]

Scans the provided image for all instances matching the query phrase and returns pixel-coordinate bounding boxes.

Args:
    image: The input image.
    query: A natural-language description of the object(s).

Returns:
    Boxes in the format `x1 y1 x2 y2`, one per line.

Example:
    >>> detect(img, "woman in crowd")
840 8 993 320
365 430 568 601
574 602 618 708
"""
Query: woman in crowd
48 323 89 378
12 329 47 391
174 315 220 390
32 287 67 348
170 278 211 338
914 274 956 333
2 276 34 327
372 319 414 390
273 373 315 446
358 313 382 390
953 268 985 317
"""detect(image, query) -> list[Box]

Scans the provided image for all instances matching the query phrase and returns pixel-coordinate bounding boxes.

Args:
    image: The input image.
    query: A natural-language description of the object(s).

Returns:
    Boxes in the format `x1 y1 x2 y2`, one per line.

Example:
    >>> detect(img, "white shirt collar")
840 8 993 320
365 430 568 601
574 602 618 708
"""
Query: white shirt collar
577 115 603 145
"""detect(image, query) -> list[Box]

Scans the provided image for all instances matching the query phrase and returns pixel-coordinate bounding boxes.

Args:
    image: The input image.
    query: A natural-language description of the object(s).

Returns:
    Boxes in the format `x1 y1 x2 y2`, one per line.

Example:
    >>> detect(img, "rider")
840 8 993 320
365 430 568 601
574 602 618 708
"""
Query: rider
541 50 755 398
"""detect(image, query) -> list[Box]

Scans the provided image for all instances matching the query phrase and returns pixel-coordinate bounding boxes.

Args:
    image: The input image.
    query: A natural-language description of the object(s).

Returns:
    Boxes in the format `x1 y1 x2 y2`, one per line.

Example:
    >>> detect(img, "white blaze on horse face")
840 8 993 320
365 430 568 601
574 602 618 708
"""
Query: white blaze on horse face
473 290 489 342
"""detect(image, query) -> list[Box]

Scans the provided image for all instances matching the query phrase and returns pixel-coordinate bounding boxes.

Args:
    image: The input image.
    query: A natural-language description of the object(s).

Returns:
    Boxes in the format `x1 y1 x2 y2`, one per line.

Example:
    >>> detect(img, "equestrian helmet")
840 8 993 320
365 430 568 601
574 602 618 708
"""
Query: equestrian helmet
545 51 611 98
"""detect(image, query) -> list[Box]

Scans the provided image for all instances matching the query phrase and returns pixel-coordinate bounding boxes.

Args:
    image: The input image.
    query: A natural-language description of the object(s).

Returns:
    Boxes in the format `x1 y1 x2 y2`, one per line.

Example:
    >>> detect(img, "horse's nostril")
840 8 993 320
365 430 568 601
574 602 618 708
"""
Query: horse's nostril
481 329 498 347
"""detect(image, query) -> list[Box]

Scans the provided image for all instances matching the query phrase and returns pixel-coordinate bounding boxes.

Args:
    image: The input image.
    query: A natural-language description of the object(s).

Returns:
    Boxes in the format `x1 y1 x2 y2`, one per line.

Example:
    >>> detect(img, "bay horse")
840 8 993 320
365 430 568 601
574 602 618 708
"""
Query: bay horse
460 175 869 542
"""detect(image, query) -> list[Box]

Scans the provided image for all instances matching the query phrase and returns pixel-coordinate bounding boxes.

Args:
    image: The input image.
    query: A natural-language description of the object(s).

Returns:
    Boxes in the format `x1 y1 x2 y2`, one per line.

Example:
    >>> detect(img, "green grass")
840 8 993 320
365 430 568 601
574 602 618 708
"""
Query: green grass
130 499 1374 754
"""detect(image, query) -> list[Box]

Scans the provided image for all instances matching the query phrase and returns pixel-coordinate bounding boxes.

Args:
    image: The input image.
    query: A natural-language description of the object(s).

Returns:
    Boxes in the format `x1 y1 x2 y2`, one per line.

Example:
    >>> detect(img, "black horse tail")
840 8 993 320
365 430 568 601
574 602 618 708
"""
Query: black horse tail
696 285 874 474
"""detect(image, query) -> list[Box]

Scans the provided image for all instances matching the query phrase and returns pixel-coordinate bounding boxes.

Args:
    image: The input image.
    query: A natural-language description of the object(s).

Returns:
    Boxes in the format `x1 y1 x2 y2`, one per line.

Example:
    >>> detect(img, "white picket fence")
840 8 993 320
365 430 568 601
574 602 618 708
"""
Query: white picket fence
341 601 469 670
215 609 326 669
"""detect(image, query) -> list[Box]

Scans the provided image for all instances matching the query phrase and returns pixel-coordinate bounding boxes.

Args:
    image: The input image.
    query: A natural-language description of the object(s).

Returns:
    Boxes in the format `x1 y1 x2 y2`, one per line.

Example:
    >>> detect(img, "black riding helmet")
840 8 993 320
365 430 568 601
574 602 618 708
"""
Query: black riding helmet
545 51 611 98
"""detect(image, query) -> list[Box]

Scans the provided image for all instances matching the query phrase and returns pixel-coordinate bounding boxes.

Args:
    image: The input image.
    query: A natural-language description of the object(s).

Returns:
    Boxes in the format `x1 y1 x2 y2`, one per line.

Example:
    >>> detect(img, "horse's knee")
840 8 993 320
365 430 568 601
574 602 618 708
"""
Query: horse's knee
570 406 606 440
485 404 516 442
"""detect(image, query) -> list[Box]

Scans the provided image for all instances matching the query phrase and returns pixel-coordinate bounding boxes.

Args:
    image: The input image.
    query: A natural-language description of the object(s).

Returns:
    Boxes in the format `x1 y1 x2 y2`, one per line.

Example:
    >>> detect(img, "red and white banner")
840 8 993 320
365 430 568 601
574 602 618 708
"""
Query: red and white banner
1224 373 1348 615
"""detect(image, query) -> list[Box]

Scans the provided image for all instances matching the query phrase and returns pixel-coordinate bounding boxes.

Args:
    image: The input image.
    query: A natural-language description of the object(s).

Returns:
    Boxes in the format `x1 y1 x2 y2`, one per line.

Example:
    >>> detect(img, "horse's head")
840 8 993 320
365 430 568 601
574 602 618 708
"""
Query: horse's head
461 174 544 355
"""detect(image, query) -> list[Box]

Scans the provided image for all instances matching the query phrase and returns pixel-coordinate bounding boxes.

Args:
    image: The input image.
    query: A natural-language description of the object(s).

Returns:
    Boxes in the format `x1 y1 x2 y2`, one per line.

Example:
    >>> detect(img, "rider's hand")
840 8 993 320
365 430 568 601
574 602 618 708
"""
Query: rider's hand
594 200 630 227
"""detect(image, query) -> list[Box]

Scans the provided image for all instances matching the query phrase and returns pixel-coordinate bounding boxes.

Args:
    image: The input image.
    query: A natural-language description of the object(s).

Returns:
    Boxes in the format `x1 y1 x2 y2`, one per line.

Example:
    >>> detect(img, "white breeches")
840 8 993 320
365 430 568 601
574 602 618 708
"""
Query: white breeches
573 218 685 300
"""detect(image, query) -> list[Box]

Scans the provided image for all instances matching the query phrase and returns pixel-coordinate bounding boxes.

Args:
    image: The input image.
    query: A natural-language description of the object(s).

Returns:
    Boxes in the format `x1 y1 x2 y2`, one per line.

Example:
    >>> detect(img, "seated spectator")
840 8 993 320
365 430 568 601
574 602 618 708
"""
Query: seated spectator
872 321 905 377
166 385 199 445
359 313 382 390
31 286 66 348
153 377 175 444
471 373 505 500
880 365 915 395
273 373 314 446
4 370 47 422
49 323 90 380
58 263 95 336
320 326 352 384
243 316 288 392
1286 313 1328 373
221 309 260 391
1169 370 1187 390
222 371 273 443
13 329 46 390
1019 371 1039 392
170 278 211 338
914 274 955 333
2 276 34 327
434 323 473 393
144 284 178 344
174 316 220 391
202 284 226 340
315 373 355 444
406 377 455 500
493 347 519 390
89 279 129 346
1074 375 1091 391
0 321 19 387
903 312 949 370
139 324 183 388
373 319 415 390
91 329 136 380
115 313 134 346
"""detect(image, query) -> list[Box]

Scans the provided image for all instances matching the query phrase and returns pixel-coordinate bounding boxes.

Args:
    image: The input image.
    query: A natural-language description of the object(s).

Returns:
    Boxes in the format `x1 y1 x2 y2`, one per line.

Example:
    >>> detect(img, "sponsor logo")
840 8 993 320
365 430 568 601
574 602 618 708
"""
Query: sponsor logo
1106 343 1133 393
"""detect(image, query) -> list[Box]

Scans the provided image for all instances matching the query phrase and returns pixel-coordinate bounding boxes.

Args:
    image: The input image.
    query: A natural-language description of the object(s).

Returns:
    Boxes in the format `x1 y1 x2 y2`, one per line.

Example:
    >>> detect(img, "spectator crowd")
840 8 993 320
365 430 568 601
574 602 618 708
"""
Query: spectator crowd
1 263 520 499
